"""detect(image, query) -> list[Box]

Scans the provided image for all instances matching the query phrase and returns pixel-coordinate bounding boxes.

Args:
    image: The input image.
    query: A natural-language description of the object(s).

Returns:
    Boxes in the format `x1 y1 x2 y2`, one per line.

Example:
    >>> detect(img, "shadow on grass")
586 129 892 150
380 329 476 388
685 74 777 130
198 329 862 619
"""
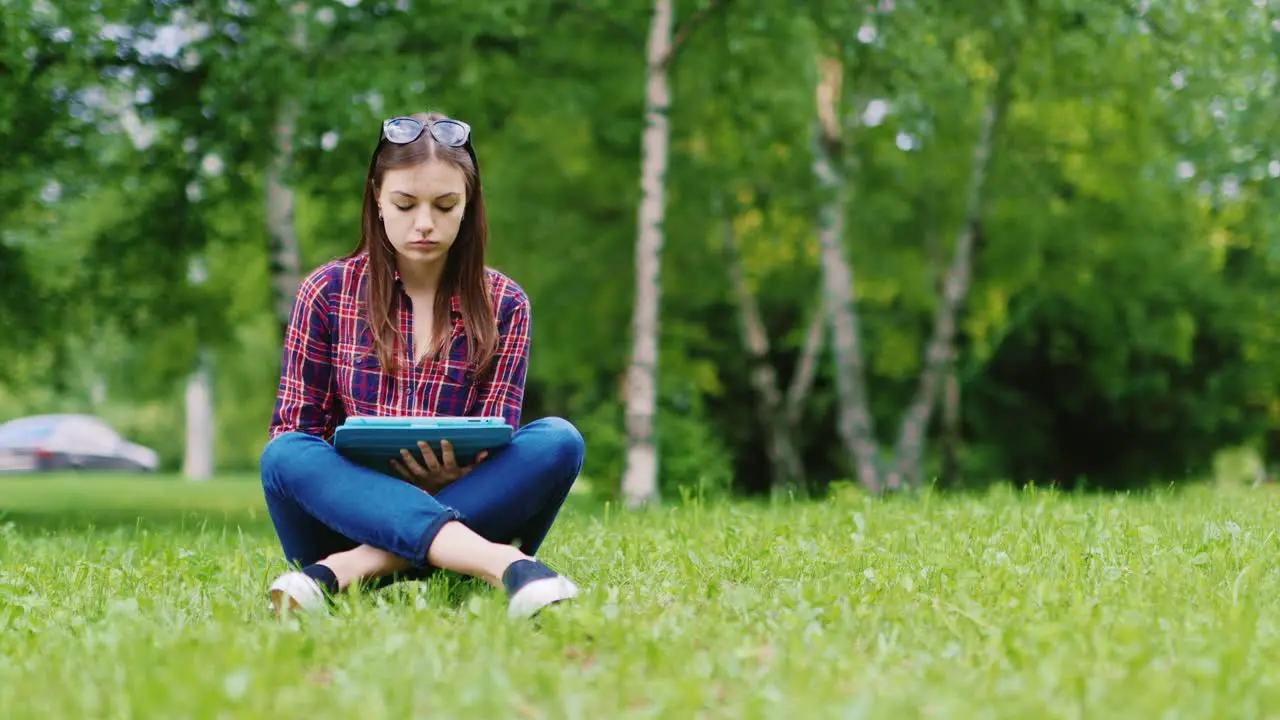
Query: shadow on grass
353 571 496 612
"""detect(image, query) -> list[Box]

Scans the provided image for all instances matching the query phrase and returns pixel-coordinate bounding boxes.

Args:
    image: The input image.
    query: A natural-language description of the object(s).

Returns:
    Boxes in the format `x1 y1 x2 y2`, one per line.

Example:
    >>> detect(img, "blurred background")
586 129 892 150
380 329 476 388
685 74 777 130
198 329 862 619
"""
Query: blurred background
1 0 1278 506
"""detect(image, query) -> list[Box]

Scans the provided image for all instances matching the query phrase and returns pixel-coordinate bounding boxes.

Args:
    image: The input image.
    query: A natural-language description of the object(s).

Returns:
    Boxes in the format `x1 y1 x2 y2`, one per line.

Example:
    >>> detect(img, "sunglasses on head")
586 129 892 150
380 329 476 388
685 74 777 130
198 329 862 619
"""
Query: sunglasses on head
378 115 479 175
381 116 471 147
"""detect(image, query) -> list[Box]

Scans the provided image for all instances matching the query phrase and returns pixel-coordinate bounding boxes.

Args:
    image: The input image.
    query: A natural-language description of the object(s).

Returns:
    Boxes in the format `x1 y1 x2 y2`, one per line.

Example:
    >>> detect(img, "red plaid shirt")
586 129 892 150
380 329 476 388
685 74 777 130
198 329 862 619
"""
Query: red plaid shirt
269 253 531 441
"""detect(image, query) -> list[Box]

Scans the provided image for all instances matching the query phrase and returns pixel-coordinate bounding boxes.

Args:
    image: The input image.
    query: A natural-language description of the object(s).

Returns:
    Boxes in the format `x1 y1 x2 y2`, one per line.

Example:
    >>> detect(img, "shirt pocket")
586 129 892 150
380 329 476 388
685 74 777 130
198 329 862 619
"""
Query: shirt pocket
336 348 387 417
433 338 477 415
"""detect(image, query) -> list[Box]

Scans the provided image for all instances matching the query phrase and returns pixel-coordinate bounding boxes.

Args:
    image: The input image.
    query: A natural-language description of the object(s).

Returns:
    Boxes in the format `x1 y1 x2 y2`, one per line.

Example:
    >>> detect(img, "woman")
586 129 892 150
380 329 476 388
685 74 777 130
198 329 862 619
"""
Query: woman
260 112 585 620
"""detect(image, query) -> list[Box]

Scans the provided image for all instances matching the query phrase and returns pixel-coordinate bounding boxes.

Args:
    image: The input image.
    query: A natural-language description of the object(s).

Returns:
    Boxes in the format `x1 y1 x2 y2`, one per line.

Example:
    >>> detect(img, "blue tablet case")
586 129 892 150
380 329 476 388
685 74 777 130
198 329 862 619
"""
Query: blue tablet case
333 416 514 474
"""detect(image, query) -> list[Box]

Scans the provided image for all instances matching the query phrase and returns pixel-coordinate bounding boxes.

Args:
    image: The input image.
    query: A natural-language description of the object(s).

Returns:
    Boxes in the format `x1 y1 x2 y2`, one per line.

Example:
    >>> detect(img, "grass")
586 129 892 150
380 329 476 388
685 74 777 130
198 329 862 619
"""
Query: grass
2 475 1278 718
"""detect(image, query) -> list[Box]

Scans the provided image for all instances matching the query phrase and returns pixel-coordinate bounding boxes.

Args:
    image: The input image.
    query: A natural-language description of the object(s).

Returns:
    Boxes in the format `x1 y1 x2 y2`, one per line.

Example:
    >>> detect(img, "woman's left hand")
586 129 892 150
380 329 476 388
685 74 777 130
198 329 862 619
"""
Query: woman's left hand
390 440 488 494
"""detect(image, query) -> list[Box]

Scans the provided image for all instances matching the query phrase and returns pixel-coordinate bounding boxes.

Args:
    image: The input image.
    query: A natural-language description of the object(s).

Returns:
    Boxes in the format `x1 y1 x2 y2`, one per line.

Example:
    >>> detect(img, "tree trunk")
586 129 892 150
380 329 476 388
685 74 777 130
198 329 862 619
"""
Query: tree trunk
183 348 214 481
722 210 806 494
940 363 962 487
813 58 883 494
266 111 300 335
183 256 215 481
621 0 673 509
266 5 307 336
784 292 826 428
923 229 964 488
886 99 999 491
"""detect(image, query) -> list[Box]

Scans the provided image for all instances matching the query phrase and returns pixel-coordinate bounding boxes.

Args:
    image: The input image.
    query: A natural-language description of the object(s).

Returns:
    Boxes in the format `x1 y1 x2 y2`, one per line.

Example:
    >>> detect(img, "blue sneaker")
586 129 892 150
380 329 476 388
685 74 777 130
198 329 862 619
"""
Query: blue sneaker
502 559 580 619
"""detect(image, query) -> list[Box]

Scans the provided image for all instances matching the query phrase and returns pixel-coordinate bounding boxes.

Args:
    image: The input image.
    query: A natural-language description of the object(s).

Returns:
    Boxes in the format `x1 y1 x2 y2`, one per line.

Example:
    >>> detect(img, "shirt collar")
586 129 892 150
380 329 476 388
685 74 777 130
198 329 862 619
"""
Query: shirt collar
392 269 462 316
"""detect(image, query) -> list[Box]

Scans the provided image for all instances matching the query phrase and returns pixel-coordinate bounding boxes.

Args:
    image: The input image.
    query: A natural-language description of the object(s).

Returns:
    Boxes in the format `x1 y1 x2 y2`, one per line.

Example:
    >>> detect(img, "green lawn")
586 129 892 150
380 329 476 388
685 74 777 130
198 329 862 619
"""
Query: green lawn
1 475 1277 718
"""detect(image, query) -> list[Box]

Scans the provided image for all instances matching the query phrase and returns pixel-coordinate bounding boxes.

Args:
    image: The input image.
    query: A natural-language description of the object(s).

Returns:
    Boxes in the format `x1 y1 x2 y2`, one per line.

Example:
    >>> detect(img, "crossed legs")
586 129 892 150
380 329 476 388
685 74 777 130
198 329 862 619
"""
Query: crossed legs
259 417 585 615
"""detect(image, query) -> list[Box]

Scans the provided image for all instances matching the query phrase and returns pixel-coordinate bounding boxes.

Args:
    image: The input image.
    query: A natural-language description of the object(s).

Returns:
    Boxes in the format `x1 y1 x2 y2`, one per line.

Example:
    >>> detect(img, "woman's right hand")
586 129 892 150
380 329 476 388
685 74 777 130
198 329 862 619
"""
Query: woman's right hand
390 440 488 494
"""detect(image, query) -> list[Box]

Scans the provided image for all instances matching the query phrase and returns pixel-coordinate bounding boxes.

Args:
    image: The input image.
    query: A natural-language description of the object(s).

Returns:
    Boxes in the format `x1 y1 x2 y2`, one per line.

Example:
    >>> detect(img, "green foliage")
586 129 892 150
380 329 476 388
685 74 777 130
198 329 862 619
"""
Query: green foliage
575 394 735 505
1 0 1279 492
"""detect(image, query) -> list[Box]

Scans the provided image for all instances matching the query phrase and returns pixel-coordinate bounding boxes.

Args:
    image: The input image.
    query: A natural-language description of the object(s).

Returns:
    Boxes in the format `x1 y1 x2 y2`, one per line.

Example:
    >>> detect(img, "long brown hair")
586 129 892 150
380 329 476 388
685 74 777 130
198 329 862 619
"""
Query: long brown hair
350 111 498 378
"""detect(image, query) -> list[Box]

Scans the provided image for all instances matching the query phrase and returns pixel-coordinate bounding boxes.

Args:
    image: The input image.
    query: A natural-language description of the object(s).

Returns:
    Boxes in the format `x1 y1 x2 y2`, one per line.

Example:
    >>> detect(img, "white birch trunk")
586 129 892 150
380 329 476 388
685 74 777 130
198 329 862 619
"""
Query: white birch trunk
621 0 673 509
183 349 214 481
886 99 999 491
266 5 307 333
784 293 826 428
940 363 962 487
813 59 883 493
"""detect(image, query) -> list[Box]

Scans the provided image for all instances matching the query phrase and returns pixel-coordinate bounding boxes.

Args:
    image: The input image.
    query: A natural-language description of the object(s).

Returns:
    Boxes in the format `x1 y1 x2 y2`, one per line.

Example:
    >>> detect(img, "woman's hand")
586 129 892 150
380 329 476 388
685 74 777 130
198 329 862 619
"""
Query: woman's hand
390 440 489 494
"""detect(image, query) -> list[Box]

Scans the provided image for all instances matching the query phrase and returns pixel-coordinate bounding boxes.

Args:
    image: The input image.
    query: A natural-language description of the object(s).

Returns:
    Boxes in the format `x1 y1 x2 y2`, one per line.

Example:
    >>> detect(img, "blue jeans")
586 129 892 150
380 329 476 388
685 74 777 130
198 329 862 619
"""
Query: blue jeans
260 417 586 582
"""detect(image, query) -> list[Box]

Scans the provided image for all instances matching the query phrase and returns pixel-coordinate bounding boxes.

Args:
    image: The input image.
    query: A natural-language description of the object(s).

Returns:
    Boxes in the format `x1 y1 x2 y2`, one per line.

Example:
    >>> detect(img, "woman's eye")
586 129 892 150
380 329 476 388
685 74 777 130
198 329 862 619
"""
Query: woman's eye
394 204 413 212
437 204 457 212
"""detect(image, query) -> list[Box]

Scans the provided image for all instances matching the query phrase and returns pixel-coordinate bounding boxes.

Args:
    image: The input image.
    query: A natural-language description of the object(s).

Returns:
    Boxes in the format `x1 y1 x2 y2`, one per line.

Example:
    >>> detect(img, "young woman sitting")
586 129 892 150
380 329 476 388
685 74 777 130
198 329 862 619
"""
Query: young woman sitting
260 112 585 620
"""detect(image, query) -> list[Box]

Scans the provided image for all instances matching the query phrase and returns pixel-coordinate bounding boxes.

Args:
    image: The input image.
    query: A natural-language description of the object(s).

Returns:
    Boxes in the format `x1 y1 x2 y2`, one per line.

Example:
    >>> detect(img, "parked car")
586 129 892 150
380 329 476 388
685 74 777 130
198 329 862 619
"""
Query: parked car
0 414 160 473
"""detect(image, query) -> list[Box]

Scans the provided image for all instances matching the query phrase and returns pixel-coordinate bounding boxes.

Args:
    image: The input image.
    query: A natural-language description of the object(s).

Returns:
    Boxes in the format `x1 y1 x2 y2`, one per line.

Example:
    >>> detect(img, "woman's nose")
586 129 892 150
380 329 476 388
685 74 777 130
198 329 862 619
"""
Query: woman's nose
413 207 434 235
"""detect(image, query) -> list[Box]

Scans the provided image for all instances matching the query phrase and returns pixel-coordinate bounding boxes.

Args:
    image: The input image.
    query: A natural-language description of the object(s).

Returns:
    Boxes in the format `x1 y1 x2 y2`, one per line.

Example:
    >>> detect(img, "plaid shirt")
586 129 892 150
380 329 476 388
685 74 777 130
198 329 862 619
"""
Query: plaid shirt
269 253 531 441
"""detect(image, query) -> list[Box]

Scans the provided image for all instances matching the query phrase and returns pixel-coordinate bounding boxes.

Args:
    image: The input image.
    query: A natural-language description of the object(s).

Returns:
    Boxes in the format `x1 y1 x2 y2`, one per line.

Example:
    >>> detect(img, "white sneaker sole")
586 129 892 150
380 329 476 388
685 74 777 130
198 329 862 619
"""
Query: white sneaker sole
268 571 325 618
507 575 580 619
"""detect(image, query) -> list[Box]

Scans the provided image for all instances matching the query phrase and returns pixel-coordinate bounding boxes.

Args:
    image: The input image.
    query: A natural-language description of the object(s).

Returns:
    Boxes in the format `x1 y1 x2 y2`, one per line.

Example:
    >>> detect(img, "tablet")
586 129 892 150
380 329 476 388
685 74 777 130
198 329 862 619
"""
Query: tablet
332 416 514 474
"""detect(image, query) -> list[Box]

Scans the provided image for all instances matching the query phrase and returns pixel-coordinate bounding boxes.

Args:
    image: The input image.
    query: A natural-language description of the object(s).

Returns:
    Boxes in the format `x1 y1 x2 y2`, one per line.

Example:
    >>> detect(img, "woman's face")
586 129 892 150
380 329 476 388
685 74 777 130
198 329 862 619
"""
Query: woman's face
377 158 468 266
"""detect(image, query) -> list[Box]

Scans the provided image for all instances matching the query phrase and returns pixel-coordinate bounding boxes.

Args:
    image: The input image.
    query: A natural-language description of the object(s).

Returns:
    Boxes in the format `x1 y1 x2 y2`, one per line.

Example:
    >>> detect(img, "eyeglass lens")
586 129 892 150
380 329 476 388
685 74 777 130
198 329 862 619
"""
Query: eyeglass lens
383 118 423 144
429 120 468 147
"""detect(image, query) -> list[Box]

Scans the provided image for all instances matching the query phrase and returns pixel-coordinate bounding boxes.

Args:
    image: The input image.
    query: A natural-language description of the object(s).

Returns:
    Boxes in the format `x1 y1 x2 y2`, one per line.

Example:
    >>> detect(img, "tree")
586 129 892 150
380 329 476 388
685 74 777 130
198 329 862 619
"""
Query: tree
621 0 675 509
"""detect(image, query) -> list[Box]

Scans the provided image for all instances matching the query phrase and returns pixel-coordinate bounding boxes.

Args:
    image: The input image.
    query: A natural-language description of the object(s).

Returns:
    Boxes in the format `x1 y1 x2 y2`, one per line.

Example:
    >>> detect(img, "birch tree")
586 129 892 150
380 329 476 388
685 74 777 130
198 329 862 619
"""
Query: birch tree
621 0 674 509
806 2 1013 493
883 97 999 490
813 57 885 493
265 3 308 334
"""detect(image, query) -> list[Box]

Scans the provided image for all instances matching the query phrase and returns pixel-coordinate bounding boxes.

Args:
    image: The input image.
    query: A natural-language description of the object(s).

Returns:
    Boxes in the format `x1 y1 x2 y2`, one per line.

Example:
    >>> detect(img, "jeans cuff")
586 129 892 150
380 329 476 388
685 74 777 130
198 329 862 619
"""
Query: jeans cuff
414 506 464 568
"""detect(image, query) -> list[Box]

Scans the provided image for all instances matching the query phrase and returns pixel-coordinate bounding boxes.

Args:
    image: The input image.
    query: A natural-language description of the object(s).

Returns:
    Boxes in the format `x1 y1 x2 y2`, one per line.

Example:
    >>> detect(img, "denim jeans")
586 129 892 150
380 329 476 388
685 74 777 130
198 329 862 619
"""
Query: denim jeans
260 416 586 581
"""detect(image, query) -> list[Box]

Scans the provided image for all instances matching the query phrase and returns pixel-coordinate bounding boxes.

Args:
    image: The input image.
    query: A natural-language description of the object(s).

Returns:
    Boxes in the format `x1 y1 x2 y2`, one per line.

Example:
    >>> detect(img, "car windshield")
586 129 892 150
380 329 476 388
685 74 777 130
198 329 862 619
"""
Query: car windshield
0 417 59 447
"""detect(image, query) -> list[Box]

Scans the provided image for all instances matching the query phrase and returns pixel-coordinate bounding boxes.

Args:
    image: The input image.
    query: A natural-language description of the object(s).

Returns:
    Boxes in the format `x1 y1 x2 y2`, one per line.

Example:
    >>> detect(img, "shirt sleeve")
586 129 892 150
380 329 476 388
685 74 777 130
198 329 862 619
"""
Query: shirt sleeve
471 287 531 428
269 270 337 441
